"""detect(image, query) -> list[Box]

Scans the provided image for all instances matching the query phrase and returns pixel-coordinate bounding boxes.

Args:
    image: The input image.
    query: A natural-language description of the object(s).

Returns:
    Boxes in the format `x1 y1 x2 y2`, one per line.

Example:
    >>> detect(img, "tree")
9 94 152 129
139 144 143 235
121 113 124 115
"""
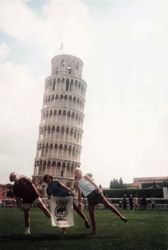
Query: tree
119 178 124 188
110 178 119 189
109 178 124 189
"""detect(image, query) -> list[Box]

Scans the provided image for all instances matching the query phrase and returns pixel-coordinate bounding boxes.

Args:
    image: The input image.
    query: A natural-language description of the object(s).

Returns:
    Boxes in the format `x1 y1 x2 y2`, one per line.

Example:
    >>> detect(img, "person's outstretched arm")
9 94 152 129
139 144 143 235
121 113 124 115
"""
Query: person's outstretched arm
58 181 74 195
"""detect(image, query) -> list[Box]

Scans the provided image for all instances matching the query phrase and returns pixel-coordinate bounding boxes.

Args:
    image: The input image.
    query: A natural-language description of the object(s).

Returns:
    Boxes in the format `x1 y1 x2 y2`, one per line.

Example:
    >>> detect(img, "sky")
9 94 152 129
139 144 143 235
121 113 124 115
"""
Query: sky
0 0 168 187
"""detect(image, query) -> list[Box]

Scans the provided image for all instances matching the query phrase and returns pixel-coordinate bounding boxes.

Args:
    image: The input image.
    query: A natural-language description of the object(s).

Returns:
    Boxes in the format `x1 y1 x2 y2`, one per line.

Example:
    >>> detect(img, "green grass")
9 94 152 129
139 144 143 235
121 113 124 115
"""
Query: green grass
0 208 168 250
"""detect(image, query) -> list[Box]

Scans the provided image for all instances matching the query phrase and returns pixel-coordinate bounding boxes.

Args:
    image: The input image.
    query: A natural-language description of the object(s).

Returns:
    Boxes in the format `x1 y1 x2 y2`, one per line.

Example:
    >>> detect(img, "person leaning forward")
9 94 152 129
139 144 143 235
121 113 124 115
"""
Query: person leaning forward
74 167 127 235
43 174 89 234
9 172 51 235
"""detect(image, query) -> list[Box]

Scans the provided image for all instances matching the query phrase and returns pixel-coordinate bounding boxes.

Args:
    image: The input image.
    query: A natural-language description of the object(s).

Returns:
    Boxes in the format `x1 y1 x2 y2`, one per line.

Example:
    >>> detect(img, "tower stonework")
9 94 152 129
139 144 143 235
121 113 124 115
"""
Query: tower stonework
33 53 87 187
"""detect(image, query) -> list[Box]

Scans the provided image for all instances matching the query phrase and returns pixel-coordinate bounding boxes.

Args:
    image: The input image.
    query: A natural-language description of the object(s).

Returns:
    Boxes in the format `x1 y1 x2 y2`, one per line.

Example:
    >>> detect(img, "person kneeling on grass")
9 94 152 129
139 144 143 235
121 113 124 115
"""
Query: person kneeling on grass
9 172 51 235
43 174 90 234
74 167 127 235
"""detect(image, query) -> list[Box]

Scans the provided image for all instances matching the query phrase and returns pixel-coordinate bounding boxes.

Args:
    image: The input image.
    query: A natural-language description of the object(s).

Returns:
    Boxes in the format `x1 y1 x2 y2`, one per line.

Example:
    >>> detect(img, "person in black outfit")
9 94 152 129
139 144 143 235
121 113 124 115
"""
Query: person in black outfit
129 194 134 210
9 172 51 235
122 194 127 210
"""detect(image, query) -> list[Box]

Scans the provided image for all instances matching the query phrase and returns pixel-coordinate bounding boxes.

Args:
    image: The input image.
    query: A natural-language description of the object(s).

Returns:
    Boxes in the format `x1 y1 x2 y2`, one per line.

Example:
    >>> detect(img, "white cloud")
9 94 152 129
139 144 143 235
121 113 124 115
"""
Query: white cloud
0 42 11 60
0 0 40 40
80 0 168 185
0 0 90 183
0 58 43 182
0 0 90 60
0 0 168 186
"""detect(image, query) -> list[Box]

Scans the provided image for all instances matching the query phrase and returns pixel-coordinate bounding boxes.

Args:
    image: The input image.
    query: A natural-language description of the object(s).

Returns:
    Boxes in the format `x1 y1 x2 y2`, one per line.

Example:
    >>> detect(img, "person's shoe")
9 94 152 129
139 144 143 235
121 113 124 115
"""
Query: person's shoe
24 227 31 235
121 217 127 222
84 221 90 228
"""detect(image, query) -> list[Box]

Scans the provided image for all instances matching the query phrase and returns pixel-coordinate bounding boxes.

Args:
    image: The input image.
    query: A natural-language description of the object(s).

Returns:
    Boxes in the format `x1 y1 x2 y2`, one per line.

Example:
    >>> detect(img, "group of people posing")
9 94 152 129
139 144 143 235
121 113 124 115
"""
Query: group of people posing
9 168 127 236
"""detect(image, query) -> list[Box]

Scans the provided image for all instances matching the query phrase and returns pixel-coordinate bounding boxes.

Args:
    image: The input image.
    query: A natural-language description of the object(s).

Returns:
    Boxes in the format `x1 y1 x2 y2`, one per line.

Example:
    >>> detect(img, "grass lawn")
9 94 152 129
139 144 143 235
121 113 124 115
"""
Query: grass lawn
0 208 168 250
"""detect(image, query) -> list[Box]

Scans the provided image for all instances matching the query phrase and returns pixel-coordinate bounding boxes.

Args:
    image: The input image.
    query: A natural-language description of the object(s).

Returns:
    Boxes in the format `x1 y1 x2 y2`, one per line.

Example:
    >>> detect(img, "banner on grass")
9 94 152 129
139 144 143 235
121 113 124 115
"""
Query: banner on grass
50 195 74 227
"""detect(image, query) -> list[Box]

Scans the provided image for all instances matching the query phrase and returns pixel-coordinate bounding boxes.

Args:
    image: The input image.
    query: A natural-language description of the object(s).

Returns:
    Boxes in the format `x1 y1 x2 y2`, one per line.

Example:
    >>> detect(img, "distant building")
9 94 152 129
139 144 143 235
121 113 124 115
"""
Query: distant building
104 176 168 199
132 176 168 189
0 184 7 200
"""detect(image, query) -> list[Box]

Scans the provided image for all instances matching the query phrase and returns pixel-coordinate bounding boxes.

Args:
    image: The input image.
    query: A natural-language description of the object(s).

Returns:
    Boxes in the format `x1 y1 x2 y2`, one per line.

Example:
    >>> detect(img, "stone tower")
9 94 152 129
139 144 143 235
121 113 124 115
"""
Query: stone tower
33 53 87 187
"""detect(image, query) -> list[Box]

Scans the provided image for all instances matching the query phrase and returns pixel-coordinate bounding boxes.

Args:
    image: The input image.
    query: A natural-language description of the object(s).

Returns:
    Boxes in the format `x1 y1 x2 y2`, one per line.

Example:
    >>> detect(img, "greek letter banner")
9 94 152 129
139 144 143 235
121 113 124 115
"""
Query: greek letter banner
50 195 74 227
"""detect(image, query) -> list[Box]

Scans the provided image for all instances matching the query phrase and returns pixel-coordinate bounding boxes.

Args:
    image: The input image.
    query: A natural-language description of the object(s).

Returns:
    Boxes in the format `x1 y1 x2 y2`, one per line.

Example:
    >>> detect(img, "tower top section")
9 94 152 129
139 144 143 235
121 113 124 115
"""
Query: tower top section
51 54 83 79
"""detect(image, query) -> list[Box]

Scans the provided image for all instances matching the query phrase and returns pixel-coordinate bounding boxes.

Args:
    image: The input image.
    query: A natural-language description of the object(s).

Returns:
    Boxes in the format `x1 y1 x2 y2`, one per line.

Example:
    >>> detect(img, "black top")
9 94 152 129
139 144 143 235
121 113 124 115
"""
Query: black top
46 181 72 197
13 177 39 203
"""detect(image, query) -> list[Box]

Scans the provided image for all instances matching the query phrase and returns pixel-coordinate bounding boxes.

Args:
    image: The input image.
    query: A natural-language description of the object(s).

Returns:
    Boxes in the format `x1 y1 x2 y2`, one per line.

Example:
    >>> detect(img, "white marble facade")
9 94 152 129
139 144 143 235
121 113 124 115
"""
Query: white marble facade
33 53 87 186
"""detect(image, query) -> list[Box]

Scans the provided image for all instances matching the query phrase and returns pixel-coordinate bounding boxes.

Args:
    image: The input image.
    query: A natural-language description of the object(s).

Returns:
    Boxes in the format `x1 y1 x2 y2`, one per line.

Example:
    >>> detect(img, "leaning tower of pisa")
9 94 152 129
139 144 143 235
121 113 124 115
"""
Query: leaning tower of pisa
33 53 87 187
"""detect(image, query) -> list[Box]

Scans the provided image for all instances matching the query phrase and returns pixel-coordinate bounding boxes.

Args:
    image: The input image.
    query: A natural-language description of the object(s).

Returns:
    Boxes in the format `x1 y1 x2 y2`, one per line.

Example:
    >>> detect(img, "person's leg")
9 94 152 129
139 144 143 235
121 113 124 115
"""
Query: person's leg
23 209 31 234
37 200 51 218
101 195 127 222
73 202 90 228
24 209 30 228
88 205 96 235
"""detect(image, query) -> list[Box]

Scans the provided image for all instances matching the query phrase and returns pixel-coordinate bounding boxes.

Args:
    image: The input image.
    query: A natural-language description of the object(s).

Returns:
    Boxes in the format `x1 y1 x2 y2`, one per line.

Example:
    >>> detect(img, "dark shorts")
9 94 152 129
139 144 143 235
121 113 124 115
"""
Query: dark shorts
87 190 103 207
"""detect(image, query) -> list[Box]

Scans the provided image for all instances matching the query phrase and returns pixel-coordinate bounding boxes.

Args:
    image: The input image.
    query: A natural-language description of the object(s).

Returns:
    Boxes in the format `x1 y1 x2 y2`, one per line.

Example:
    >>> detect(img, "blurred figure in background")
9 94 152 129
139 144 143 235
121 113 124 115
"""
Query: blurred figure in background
134 194 139 210
129 194 134 210
122 194 128 210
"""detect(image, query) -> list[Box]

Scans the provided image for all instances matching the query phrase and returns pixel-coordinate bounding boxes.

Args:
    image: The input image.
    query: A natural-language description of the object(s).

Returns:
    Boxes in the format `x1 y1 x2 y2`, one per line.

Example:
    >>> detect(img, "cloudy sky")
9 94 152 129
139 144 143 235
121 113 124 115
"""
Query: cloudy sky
0 0 168 186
